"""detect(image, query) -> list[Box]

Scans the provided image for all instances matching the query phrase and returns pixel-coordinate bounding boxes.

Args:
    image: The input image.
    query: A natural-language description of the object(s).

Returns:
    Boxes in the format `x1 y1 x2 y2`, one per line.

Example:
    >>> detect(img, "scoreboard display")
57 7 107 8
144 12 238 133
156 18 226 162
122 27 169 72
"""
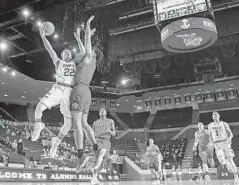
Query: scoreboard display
153 0 208 22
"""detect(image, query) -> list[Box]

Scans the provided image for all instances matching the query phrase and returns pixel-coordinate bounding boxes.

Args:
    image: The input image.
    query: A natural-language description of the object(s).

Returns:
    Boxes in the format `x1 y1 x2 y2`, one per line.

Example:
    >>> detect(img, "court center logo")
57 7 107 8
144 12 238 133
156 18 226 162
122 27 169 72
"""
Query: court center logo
176 33 203 47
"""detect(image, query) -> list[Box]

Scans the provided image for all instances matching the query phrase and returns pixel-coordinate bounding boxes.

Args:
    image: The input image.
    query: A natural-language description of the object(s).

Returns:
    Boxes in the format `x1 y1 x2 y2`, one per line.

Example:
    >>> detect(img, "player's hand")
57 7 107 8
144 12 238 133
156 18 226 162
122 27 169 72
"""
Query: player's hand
90 28 96 36
74 27 81 40
39 25 46 37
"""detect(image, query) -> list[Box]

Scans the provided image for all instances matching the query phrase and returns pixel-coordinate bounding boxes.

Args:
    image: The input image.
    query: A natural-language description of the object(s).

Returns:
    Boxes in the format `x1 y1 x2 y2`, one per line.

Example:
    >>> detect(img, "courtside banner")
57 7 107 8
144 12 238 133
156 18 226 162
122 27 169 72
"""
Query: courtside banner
0 167 119 182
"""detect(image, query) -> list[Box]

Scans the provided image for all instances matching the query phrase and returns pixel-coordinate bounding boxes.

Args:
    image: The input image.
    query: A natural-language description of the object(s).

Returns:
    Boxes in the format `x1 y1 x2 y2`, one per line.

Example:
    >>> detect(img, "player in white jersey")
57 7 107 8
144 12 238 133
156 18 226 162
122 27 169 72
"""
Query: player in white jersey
31 25 85 151
208 111 239 184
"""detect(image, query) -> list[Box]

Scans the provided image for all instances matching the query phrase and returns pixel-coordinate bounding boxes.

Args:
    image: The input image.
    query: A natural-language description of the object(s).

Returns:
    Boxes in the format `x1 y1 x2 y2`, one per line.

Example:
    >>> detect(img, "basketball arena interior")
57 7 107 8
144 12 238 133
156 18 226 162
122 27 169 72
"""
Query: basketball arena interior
1 0 239 184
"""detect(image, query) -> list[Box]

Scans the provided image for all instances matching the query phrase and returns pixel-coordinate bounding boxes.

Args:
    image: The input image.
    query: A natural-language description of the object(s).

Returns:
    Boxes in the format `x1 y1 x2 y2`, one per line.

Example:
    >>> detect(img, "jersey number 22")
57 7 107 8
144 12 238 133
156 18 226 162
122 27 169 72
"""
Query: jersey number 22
64 68 74 76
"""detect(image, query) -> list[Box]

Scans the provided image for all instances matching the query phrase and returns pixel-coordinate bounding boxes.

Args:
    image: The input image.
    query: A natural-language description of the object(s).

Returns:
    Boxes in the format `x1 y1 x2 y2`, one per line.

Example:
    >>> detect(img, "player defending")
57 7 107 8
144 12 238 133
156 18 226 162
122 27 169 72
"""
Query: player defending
146 138 161 184
70 15 104 173
90 108 116 184
49 27 86 158
31 24 85 143
208 111 239 183
193 122 215 181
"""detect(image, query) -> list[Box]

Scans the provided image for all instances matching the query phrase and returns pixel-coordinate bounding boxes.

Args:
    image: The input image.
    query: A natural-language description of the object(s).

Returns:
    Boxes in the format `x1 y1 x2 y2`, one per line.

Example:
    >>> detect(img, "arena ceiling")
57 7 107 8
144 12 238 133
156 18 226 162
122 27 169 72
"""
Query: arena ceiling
0 0 239 101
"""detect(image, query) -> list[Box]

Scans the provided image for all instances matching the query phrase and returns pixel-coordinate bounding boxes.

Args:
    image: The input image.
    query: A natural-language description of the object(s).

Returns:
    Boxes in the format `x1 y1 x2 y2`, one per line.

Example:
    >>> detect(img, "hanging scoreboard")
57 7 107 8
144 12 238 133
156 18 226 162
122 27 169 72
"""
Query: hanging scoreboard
153 0 208 22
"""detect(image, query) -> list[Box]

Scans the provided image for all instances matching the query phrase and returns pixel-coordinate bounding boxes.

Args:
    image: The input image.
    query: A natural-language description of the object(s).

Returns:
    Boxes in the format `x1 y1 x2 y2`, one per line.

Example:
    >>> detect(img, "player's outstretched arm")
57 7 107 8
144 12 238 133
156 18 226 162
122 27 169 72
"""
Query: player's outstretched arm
39 25 59 65
74 27 85 64
193 132 199 151
84 15 95 63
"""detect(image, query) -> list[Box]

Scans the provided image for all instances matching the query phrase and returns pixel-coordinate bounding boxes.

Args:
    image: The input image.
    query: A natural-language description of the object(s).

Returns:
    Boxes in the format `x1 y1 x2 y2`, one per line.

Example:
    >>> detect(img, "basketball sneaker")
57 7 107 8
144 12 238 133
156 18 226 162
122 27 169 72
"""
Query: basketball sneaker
205 174 211 181
93 148 106 171
152 179 160 185
91 176 101 185
31 122 45 141
234 175 239 184
49 137 61 158
75 152 88 173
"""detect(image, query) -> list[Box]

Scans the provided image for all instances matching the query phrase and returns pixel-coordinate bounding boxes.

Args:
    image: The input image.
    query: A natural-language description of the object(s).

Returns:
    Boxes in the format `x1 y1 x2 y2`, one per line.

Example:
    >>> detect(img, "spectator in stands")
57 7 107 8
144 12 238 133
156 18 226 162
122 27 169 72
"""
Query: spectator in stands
25 129 31 140
17 139 24 155
4 136 10 147
16 130 21 137
3 153 9 167
24 157 30 168
29 160 34 168
11 130 16 136
21 131 26 138
11 140 18 153
6 128 10 135
48 162 52 170
33 161 38 169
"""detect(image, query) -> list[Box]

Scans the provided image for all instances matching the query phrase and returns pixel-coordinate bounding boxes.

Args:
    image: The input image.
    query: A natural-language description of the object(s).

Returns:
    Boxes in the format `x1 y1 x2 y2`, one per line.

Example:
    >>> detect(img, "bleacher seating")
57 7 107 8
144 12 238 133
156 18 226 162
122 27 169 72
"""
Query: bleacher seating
151 107 193 129
107 112 124 130
134 138 188 170
157 138 187 168
132 111 150 128
0 128 43 162
200 109 239 125
116 112 134 128
111 138 140 155
0 103 28 122
42 108 63 126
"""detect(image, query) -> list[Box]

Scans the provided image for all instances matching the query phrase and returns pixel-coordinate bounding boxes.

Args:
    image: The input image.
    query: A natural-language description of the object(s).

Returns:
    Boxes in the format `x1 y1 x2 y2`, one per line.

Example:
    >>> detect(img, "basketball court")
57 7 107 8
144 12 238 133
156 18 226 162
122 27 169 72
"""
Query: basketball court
0 181 236 185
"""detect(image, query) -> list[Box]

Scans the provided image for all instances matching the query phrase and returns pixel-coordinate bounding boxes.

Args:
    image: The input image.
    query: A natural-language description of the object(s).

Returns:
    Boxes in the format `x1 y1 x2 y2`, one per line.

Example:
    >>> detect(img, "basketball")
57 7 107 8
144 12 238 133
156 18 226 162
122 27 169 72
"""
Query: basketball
42 21 55 36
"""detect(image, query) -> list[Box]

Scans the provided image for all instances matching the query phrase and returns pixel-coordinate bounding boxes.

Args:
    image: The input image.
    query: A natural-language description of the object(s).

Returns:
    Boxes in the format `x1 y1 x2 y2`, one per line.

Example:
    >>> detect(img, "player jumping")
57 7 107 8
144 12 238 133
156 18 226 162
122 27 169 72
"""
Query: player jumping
31 24 86 143
90 108 116 185
193 122 215 181
146 138 161 184
70 15 104 174
208 111 239 184
49 27 86 158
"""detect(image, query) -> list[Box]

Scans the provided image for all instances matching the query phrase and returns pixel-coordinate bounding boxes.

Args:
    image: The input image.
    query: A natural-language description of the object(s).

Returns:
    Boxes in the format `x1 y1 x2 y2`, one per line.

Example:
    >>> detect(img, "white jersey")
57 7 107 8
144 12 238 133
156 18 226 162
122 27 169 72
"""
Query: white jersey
55 60 76 86
208 121 228 142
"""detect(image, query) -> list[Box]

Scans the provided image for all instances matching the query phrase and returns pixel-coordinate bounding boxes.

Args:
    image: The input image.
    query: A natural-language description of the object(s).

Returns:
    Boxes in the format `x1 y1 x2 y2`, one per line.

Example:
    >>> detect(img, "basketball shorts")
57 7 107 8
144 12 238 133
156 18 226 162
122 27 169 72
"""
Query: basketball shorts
214 141 235 158
39 84 72 118
149 156 159 171
70 83 91 114
199 144 214 163
96 137 111 158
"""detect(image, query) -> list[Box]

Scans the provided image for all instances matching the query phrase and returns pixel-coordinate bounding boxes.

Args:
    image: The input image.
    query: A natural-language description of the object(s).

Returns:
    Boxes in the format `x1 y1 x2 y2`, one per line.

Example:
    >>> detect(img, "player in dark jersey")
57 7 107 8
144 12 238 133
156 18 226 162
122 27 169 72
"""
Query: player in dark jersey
70 15 104 173
193 122 215 181
90 108 116 185
146 138 161 184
